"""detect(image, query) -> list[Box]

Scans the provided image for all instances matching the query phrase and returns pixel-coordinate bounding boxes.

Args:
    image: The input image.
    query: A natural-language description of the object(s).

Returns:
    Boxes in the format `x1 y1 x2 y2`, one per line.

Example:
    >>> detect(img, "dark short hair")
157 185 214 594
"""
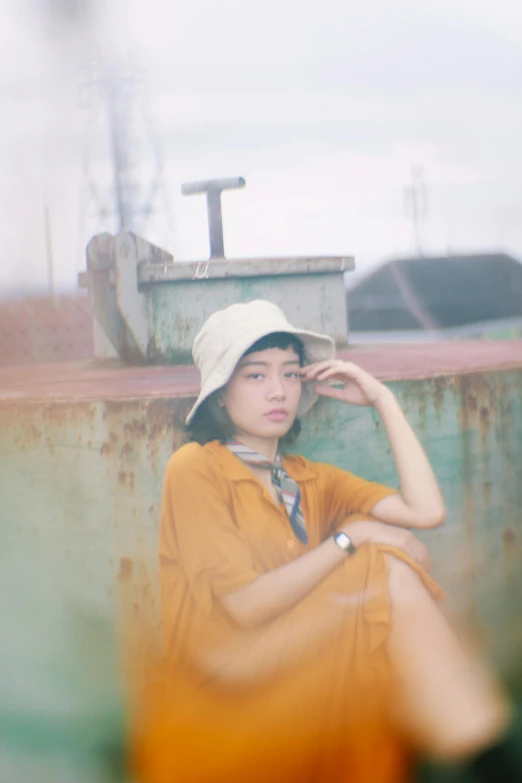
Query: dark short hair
185 332 304 448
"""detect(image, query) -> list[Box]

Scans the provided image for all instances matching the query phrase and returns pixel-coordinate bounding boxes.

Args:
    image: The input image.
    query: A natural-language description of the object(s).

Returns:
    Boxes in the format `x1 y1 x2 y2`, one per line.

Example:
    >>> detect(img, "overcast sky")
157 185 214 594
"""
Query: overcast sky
1 0 522 294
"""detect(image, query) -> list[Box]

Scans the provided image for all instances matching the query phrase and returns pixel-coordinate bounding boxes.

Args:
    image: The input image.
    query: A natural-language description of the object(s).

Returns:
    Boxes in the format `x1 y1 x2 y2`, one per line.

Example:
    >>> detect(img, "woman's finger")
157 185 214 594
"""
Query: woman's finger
302 361 372 387
302 359 359 375
314 384 346 400
300 360 340 377
320 366 366 383
314 366 360 382
301 359 336 370
316 369 346 382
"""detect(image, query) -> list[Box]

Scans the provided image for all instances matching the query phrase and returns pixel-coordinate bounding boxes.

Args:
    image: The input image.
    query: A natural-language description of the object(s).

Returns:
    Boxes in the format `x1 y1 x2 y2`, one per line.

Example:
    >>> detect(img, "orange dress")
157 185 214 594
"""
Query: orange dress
133 440 443 783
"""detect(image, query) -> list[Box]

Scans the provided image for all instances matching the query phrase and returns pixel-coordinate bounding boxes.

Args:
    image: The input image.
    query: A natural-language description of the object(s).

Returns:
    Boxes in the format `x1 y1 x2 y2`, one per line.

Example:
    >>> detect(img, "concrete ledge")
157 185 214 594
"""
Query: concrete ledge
2 341 522 403
138 256 354 284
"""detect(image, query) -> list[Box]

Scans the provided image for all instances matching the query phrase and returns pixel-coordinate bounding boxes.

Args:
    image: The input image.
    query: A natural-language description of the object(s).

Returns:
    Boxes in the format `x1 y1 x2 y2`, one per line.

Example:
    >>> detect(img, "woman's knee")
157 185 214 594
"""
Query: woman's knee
385 554 428 604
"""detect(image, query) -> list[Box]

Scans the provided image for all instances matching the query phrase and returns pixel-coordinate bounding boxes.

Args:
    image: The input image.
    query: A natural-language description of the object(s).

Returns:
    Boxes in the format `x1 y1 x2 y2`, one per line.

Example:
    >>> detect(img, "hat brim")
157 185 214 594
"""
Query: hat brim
185 325 335 425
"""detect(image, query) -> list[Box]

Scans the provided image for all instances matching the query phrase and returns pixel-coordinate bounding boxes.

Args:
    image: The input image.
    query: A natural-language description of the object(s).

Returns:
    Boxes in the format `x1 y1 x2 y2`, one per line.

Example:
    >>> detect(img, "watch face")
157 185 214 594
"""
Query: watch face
336 532 351 549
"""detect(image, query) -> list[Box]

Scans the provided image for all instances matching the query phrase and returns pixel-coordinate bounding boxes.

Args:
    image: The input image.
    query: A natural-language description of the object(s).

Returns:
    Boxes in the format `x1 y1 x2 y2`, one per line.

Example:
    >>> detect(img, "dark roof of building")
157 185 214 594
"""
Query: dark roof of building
347 253 522 331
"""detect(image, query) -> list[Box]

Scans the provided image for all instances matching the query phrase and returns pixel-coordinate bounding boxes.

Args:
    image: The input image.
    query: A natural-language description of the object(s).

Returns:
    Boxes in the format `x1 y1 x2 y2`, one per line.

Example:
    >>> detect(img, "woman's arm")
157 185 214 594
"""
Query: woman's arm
221 519 429 630
369 387 446 529
302 360 446 530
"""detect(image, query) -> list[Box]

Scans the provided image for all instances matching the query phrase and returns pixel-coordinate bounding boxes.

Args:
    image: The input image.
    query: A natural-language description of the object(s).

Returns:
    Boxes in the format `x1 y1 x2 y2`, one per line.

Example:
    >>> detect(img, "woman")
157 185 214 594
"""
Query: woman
135 300 518 783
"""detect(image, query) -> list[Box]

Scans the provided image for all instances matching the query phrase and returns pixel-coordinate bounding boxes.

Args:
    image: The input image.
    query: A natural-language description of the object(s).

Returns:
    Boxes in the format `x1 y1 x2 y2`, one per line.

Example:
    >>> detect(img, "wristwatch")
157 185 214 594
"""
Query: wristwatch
333 531 357 556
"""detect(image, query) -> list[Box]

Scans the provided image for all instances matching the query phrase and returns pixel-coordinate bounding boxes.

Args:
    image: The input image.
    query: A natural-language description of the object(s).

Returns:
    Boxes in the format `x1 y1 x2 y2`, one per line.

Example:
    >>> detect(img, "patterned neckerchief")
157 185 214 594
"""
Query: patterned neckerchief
226 440 308 543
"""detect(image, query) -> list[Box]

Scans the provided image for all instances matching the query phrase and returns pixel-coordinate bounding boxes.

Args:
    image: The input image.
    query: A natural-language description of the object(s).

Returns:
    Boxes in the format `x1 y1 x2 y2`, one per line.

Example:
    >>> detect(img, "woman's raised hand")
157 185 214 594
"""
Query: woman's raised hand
342 519 431 572
300 360 389 407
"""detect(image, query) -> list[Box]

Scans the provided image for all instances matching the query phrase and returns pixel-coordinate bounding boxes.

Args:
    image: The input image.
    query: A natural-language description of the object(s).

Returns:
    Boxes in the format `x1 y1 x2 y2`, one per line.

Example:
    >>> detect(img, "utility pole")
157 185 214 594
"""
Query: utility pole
78 58 174 246
105 66 135 233
44 203 56 304
404 165 427 257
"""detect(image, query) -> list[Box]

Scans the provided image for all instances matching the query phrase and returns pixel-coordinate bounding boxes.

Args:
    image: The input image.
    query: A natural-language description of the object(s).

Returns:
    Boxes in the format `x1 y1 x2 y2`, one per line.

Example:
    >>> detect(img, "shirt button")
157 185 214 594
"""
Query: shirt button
287 539 295 549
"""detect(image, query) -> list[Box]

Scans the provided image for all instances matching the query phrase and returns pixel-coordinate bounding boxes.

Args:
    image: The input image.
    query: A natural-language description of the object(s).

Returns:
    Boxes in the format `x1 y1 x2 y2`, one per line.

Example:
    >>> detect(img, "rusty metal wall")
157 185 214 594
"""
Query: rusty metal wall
0 398 187 662
1 368 522 772
1 372 521 652
0 397 188 780
147 271 349 363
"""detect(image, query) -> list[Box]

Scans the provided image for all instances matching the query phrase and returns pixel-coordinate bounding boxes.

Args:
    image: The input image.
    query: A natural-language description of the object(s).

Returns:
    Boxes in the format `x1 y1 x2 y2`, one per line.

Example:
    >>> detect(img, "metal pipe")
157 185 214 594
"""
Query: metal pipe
181 177 246 259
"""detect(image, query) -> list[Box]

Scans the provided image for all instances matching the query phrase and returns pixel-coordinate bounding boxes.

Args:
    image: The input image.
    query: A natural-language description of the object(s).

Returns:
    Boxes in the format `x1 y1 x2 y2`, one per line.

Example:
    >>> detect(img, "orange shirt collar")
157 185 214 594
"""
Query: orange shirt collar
205 440 317 482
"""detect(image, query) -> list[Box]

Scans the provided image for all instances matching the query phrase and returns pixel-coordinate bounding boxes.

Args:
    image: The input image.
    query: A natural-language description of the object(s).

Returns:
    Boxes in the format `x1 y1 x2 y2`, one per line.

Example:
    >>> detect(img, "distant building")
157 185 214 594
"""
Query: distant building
347 253 522 341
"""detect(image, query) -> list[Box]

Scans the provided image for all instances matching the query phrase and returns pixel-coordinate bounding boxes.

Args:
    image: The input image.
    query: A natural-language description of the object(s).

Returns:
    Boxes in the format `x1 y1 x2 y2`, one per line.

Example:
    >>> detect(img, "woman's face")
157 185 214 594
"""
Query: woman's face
220 346 302 442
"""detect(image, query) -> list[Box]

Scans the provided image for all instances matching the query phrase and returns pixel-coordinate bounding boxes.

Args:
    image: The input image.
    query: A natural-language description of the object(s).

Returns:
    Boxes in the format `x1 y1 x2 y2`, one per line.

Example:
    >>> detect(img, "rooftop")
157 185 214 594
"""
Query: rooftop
348 253 522 331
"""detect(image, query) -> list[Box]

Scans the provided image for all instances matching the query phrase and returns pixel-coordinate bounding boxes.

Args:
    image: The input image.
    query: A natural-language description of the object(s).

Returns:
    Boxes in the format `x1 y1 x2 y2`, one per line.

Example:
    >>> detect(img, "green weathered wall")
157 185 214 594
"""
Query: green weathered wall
147 271 348 361
1 369 522 777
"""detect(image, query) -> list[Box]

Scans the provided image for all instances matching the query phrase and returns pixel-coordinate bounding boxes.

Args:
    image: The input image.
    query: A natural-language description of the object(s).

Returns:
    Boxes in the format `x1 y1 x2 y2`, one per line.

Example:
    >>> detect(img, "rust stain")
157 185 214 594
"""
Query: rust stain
100 441 112 456
30 424 42 441
129 471 135 490
142 398 179 472
478 405 491 444
146 333 160 361
482 480 491 506
118 556 134 582
459 374 495 417
42 405 69 426
146 398 176 439
458 377 479 621
41 401 96 426
403 382 428 430
120 441 133 458
118 470 127 485
502 527 516 593
432 375 449 415
172 313 196 343
103 399 138 417
458 373 497 458
467 393 478 412
124 418 147 438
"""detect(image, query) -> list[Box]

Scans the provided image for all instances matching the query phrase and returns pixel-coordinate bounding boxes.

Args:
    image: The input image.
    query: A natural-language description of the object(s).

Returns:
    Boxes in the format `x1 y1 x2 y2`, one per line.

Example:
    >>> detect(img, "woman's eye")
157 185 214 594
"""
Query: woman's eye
285 371 300 379
247 373 263 380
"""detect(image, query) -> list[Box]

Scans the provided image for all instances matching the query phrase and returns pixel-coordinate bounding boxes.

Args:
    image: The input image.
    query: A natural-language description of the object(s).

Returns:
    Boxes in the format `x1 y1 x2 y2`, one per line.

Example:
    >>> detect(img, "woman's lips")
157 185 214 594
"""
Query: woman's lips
265 410 289 421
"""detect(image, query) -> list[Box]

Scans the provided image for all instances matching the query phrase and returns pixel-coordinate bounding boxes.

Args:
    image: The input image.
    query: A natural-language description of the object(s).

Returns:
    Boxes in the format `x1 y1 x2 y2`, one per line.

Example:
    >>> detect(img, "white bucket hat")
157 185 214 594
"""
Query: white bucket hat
185 299 336 424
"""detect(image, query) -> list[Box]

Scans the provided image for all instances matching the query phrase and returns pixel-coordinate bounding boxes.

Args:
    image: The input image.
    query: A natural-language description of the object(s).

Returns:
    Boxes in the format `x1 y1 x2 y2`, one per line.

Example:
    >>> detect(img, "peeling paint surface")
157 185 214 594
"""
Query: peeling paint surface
0 396 187 657
147 274 349 361
1 357 522 773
